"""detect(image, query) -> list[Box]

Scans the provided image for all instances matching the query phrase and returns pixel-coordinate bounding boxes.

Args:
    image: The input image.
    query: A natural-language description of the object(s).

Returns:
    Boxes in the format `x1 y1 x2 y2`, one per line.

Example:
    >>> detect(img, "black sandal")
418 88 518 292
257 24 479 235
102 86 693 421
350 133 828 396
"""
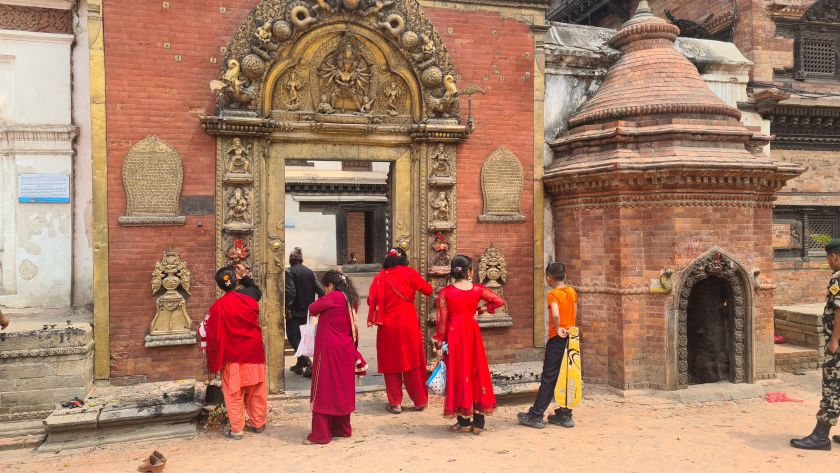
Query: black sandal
386 405 402 414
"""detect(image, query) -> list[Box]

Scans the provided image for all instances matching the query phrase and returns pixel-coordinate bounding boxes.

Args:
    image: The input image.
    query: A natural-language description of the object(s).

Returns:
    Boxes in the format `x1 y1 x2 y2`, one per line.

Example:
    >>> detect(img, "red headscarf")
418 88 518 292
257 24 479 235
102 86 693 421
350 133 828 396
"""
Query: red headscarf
204 291 265 373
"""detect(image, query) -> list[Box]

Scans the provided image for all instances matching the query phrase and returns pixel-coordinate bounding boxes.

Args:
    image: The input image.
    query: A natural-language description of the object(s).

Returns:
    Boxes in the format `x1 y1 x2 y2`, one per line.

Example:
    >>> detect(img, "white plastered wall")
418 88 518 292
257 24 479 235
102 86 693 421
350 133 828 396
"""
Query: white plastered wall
0 27 76 309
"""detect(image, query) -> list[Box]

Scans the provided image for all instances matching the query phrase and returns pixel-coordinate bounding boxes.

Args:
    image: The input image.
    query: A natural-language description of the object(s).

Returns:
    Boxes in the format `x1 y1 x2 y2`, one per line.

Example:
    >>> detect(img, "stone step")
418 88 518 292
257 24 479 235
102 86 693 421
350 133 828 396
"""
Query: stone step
774 342 820 373
0 419 46 451
38 380 202 453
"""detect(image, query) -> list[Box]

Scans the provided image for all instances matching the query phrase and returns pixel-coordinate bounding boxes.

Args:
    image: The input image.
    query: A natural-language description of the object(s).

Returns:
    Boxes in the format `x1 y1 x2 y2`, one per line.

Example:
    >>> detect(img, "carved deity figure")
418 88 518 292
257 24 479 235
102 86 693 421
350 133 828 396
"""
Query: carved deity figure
318 37 370 112
227 239 250 264
360 95 374 114
431 143 451 178
210 59 256 109
385 81 400 116
478 244 508 303
255 19 273 44
431 191 449 221
431 232 450 270
318 94 335 114
362 0 394 17
227 137 251 174
228 187 251 223
150 250 192 335
286 71 303 111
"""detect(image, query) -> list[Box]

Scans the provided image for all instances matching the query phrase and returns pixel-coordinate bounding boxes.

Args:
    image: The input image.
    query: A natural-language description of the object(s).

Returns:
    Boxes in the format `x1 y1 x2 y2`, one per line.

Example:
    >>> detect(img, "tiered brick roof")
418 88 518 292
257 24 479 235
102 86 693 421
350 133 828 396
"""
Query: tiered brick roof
546 1 802 191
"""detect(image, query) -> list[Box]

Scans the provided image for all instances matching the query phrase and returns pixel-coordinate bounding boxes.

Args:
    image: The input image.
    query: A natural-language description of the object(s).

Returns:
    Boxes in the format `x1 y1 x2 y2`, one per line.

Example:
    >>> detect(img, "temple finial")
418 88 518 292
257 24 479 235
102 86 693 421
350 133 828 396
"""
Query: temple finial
634 0 653 17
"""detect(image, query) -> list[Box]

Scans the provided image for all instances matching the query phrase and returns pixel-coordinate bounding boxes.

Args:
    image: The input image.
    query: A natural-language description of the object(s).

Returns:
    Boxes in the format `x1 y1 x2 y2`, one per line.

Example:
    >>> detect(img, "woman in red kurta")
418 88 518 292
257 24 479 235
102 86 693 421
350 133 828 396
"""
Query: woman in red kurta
202 265 266 440
433 255 505 434
368 248 433 413
305 270 361 445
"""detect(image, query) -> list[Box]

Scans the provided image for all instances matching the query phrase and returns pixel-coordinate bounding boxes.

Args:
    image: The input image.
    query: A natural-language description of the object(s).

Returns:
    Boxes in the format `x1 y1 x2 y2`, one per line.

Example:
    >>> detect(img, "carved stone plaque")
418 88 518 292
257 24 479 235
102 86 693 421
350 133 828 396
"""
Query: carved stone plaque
478 147 526 223
119 137 186 226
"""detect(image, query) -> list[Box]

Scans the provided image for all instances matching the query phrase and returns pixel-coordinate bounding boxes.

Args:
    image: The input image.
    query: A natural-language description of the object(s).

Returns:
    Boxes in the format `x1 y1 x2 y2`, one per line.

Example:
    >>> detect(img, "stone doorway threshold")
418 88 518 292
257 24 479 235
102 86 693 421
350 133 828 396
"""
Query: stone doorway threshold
37 380 202 453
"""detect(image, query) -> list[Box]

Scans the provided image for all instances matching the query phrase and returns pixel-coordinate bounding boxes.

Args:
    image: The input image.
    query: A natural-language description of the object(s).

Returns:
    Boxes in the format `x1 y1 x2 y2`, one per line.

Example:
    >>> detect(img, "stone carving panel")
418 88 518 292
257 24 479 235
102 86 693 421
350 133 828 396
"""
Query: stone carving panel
478 147 526 223
146 250 195 347
119 137 186 226
428 142 454 186
224 186 254 232
476 244 512 328
676 248 750 389
214 0 462 119
0 4 73 35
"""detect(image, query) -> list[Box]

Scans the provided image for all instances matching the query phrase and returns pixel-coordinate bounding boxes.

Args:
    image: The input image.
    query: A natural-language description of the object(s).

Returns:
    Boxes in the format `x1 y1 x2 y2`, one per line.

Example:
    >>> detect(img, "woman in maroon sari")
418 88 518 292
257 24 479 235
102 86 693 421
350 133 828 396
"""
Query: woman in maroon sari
368 248 433 414
305 270 361 445
433 255 505 434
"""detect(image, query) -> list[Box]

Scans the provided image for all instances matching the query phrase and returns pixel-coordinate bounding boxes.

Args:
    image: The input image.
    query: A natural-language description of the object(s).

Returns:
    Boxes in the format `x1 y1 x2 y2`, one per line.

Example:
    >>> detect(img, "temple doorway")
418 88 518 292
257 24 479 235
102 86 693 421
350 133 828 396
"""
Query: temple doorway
284 160 390 270
686 276 735 385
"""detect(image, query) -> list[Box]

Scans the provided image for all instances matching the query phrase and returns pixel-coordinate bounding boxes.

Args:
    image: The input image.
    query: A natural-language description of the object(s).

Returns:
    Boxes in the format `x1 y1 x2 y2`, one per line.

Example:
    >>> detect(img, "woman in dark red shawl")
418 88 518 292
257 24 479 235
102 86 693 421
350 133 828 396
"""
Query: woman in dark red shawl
367 248 433 414
305 270 362 445
201 265 266 440
433 255 505 434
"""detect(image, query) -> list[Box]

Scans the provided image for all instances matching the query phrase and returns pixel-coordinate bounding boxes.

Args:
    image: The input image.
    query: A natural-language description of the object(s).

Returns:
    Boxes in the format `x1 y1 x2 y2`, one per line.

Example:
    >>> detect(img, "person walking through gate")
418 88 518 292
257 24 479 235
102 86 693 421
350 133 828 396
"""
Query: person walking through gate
305 270 361 444
517 262 577 429
433 255 505 434
790 239 840 451
367 248 434 414
201 264 267 440
287 247 324 377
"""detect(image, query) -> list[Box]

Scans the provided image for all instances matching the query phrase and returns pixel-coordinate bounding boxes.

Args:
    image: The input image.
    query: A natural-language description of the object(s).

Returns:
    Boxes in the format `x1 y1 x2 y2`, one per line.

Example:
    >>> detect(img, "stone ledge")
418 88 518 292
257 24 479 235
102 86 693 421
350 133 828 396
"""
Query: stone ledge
118 215 186 226
478 213 527 223
477 313 514 328
144 332 197 347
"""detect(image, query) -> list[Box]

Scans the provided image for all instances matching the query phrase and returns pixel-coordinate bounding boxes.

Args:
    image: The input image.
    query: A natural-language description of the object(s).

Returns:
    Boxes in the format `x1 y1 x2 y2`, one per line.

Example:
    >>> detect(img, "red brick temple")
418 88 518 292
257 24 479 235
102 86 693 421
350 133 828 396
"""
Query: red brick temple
543 3 803 389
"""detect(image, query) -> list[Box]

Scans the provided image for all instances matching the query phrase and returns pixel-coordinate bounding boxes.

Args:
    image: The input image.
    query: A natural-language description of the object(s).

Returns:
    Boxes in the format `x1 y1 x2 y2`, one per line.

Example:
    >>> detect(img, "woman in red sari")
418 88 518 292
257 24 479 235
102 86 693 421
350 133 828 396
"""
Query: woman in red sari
368 248 433 414
305 270 361 445
201 264 266 440
433 255 505 434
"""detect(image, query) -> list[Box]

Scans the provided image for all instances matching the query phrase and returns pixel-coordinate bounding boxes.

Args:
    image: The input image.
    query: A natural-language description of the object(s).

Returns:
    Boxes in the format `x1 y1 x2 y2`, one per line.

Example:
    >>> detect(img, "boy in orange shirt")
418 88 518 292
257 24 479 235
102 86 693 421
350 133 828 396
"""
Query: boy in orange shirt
518 262 577 429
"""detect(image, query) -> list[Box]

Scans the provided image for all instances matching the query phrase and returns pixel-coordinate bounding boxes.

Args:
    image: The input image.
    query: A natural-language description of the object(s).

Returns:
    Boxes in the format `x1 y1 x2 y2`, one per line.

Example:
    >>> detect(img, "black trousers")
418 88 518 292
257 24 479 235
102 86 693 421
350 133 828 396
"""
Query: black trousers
529 335 571 418
286 317 310 367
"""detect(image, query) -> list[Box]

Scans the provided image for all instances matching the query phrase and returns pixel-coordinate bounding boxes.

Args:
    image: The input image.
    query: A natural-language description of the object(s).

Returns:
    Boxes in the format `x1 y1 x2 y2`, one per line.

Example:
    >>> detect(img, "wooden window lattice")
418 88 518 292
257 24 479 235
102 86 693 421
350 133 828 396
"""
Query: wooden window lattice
797 32 839 80
807 219 836 249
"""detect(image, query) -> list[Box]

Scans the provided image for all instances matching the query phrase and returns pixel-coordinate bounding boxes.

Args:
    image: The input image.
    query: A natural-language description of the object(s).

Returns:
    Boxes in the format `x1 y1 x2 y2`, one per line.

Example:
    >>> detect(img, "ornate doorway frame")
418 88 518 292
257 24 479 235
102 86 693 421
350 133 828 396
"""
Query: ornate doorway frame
202 0 473 392
672 247 754 390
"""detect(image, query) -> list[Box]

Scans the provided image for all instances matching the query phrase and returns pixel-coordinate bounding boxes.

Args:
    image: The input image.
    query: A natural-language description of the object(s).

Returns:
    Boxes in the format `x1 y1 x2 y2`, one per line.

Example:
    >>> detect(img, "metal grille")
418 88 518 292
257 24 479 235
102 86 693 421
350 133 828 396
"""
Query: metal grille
801 36 837 77
808 219 835 249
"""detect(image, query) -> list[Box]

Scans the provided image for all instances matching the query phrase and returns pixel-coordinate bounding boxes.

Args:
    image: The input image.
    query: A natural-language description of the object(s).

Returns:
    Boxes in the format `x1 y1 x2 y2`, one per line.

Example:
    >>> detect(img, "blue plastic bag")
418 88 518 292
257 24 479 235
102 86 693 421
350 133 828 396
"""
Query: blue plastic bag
426 360 447 396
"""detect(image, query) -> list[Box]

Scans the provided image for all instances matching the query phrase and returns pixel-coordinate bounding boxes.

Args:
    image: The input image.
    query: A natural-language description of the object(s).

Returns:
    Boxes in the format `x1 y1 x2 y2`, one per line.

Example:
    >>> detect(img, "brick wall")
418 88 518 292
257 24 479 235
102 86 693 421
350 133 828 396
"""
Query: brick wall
103 0 254 381
104 1 538 379
774 261 827 306
554 201 777 388
424 7 536 364
346 212 366 264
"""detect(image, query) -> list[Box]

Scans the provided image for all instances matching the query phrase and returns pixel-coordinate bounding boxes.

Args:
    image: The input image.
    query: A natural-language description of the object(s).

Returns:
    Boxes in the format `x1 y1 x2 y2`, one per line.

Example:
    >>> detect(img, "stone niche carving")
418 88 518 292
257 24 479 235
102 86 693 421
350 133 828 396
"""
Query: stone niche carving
476 244 512 328
429 190 453 230
224 137 254 184
145 250 196 347
478 147 525 223
119 137 186 226
676 248 750 389
428 142 454 186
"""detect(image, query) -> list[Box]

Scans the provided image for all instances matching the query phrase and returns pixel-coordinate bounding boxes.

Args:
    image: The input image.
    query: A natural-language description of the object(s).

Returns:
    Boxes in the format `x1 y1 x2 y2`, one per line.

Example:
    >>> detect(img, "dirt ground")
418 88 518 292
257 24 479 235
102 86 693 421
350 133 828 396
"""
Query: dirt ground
4 371 837 473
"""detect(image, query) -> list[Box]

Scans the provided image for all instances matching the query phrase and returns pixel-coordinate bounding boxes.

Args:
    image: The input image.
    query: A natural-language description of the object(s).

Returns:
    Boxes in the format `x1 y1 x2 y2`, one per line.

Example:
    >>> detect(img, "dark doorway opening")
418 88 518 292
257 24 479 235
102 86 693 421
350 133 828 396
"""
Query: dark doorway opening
686 276 735 384
336 206 385 265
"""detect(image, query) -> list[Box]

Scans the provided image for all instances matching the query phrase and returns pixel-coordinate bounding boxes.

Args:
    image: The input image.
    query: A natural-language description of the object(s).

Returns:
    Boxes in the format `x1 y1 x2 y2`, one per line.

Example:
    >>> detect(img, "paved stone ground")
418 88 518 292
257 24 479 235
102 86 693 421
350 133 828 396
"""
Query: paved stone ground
5 371 837 472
